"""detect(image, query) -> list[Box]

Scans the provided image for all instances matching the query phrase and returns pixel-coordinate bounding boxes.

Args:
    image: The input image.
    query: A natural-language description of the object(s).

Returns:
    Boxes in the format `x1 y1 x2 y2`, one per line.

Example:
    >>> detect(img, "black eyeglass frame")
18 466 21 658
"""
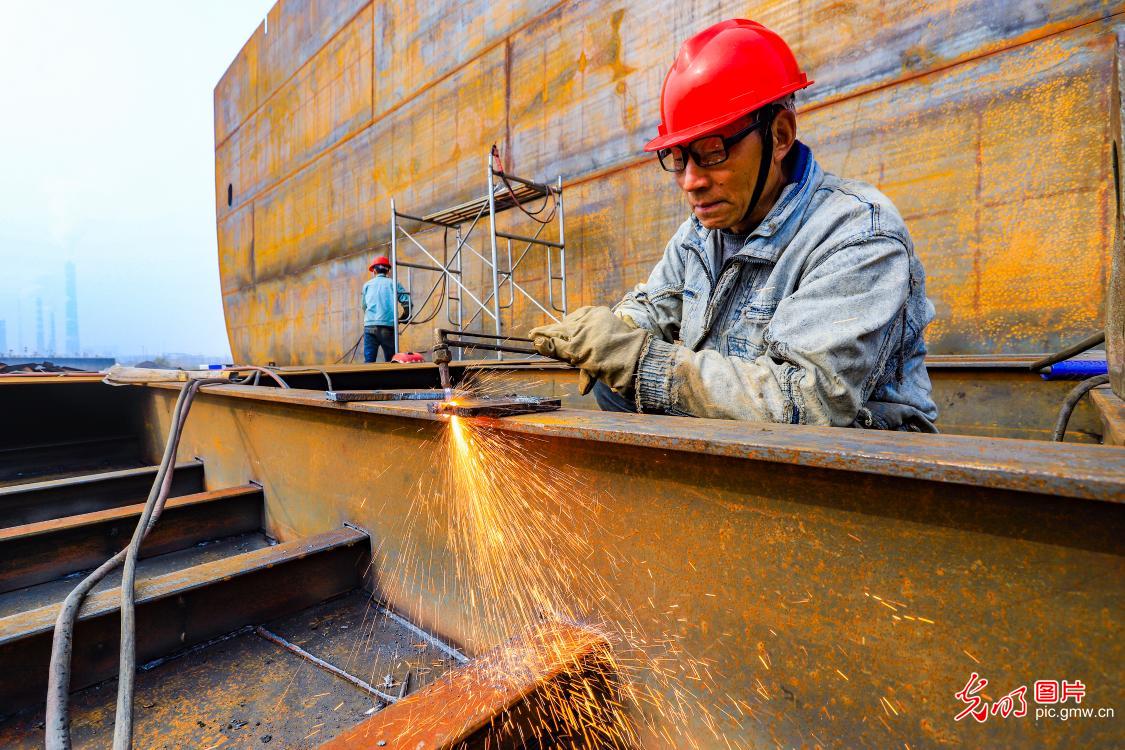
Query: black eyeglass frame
656 116 767 173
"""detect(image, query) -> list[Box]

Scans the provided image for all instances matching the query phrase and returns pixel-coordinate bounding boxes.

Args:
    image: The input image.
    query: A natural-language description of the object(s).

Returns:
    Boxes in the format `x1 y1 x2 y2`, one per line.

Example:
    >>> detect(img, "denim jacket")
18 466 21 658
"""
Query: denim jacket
362 276 410 327
615 142 938 431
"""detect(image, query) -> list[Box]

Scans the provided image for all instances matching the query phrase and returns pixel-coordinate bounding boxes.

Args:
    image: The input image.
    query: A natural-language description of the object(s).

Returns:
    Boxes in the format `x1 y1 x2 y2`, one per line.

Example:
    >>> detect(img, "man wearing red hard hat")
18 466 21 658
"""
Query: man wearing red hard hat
531 19 937 430
361 256 411 363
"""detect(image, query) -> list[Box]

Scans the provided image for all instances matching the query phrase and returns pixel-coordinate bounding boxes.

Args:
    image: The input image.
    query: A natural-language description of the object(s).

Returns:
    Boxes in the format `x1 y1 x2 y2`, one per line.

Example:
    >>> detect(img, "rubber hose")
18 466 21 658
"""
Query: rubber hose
113 378 223 749
1052 374 1110 442
45 381 194 749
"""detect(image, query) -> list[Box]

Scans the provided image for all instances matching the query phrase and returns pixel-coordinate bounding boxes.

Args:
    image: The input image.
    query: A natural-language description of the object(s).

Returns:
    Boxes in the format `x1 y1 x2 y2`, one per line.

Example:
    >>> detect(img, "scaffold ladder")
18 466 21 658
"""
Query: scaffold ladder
389 148 567 360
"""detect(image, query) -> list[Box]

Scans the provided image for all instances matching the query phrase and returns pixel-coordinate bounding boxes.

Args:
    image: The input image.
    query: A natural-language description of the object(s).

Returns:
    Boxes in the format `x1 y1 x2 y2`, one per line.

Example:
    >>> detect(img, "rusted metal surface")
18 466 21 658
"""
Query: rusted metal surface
254 624 399 704
155 383 1125 501
0 435 143 487
1111 28 1125 397
0 461 204 528
326 388 444 402
0 485 262 594
1091 387 1125 445
320 621 614 750
135 382 1124 747
429 396 561 418
0 533 277 621
0 592 421 748
0 526 370 713
216 2 1122 364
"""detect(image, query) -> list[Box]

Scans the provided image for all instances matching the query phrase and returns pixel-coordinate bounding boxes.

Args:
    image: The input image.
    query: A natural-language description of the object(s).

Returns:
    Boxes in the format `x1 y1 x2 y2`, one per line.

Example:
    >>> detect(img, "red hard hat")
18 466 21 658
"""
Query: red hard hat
644 19 812 152
369 255 391 271
391 352 425 363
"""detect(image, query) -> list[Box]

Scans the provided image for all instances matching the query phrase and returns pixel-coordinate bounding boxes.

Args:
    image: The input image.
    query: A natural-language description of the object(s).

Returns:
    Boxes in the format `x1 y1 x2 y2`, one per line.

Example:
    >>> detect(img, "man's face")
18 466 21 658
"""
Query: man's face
674 123 764 231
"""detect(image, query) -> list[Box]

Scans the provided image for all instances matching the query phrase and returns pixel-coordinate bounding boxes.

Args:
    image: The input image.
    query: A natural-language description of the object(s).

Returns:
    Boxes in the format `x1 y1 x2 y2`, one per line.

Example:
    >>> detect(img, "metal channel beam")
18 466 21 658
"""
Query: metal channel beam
0 435 141 486
0 461 204 528
0 485 263 594
266 357 1108 442
320 621 615 750
0 526 369 713
148 383 1123 747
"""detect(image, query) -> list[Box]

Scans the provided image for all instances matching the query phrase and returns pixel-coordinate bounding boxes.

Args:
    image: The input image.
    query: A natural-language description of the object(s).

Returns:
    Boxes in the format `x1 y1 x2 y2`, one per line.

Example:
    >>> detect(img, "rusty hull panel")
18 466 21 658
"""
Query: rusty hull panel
216 2 1123 364
142 384 1124 747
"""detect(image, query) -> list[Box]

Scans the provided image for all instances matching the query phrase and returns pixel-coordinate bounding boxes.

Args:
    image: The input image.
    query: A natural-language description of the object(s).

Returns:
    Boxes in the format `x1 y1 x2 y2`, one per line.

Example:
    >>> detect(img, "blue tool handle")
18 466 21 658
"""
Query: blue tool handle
1041 359 1108 380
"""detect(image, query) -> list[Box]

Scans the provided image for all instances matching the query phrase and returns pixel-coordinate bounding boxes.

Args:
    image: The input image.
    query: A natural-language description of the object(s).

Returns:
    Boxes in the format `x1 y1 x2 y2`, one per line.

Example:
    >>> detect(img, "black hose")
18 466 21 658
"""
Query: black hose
336 335 362 364
1030 331 1106 372
1052 374 1110 442
44 377 225 749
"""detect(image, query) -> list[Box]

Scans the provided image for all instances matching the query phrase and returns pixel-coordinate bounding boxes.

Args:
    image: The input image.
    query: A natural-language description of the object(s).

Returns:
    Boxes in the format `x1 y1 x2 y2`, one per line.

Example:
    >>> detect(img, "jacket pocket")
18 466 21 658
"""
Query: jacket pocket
742 299 778 322
727 335 765 360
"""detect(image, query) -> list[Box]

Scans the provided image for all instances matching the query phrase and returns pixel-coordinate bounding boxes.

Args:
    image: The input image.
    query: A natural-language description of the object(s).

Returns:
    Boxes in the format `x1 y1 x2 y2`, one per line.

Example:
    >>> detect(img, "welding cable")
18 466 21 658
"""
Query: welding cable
110 377 225 749
223 365 290 388
1052 374 1111 442
490 144 558 225
336 335 363 364
43 378 223 749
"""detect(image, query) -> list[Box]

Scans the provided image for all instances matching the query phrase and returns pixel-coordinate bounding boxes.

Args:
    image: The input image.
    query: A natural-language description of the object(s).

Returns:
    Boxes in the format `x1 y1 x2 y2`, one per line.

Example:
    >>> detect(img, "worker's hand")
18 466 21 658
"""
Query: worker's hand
529 306 649 395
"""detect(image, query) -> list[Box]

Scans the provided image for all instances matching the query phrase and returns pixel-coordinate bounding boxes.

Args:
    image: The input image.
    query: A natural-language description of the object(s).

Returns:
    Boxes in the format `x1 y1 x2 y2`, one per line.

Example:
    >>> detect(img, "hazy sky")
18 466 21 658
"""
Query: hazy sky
0 0 274 358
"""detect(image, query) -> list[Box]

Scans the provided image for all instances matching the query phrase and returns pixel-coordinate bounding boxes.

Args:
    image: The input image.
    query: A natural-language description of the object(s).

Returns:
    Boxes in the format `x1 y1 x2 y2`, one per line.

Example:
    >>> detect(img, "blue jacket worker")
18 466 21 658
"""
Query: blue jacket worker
529 19 938 431
362 256 411 363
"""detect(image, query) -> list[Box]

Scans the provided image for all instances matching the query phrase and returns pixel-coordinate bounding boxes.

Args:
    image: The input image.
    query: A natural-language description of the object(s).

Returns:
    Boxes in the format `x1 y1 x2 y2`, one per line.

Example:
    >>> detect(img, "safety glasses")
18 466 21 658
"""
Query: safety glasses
656 118 765 172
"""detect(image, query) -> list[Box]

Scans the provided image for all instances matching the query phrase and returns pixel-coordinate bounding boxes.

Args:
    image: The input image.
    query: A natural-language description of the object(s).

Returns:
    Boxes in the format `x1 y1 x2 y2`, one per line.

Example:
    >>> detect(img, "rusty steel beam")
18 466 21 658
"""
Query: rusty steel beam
0 485 263 594
175 384 1123 502
0 435 142 486
0 461 205 528
1091 388 1125 446
320 621 616 750
145 382 1123 747
1111 28 1125 398
0 526 370 713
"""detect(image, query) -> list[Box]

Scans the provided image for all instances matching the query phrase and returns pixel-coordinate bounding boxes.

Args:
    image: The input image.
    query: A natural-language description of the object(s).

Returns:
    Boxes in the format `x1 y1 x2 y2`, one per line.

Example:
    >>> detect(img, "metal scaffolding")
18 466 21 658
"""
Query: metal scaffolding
389 149 568 359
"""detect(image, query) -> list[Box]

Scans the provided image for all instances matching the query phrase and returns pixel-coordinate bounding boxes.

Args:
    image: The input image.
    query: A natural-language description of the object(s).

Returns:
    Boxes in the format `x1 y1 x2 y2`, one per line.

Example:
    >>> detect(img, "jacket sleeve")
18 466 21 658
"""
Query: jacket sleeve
396 282 411 304
611 223 691 343
634 235 911 425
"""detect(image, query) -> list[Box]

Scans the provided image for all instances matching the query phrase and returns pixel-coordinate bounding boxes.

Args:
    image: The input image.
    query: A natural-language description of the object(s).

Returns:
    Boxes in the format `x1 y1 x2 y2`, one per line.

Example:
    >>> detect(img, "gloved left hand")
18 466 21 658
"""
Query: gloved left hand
529 306 649 395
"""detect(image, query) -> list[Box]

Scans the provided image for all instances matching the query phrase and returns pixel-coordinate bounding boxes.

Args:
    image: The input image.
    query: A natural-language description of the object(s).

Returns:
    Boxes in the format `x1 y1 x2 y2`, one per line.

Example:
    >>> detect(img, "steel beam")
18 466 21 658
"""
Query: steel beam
320 621 616 750
0 485 262 593
0 461 205 528
0 526 370 713
0 435 141 486
1091 387 1125 446
143 383 1123 748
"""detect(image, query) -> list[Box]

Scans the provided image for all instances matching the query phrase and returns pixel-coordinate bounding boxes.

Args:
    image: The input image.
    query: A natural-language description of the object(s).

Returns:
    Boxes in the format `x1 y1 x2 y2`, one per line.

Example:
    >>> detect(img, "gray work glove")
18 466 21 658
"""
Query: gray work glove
529 306 649 395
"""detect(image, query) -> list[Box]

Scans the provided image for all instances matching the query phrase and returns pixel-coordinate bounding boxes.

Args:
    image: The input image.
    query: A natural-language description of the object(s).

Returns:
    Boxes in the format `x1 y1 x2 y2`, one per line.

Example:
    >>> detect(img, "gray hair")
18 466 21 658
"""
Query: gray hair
776 93 797 113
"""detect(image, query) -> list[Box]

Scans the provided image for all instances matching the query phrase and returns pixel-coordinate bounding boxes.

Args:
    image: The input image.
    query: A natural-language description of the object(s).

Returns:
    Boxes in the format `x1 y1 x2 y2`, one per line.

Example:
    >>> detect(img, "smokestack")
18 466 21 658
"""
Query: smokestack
35 298 44 355
65 262 79 356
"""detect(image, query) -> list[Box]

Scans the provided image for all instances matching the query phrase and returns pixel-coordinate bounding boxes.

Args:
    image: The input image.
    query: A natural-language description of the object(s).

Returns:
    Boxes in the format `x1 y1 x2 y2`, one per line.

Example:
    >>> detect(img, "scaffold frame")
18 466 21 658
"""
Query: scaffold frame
389 150 567 360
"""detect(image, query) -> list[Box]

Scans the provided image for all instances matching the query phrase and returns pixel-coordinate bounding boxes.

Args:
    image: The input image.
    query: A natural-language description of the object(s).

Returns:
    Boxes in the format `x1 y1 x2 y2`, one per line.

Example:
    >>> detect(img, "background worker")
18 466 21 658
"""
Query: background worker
530 19 938 431
361 256 411 363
